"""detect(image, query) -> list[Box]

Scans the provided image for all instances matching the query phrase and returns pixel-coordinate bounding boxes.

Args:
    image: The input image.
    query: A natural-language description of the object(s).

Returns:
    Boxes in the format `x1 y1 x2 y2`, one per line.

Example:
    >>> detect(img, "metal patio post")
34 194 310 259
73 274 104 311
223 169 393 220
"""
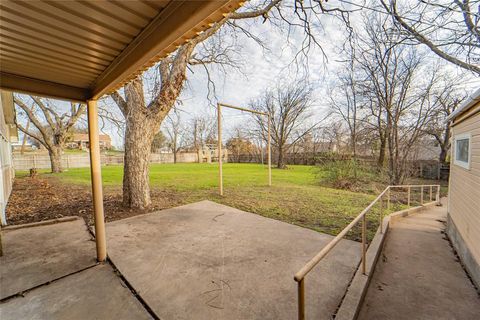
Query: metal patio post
87 100 107 262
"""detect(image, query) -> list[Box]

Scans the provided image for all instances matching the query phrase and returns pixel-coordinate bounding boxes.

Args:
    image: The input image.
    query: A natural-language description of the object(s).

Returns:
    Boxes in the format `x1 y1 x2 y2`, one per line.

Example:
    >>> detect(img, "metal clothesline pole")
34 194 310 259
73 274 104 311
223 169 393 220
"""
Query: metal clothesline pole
217 102 272 195
267 113 271 186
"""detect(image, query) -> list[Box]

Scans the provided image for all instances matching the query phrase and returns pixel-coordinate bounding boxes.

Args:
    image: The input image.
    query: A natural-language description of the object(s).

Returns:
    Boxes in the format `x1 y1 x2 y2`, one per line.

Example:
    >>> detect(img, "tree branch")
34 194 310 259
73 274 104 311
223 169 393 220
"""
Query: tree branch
14 96 52 147
110 91 127 116
381 0 480 75
31 96 56 129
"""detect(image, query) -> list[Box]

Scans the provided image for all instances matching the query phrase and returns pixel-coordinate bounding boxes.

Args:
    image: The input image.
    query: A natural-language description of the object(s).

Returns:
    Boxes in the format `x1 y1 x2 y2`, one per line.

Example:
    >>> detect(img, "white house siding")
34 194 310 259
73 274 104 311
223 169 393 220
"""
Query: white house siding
0 91 15 225
448 102 480 287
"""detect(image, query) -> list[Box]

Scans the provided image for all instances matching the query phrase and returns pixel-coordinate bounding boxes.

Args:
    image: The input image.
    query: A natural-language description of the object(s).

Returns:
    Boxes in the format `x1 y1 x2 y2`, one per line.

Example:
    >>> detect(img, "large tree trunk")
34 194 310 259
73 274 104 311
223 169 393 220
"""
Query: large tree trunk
196 147 201 163
439 148 448 164
277 145 286 169
377 136 386 168
123 115 156 209
439 125 450 164
49 146 63 173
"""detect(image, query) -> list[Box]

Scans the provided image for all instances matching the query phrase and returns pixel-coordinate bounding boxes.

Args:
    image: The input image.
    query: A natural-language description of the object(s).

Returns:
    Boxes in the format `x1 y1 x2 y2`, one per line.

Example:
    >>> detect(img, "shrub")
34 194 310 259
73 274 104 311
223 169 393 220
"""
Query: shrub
316 158 386 192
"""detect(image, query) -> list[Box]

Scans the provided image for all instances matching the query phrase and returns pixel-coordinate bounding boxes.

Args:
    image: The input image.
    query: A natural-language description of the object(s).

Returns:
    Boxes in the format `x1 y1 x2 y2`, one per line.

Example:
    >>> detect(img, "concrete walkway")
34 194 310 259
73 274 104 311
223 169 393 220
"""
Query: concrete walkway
358 203 480 320
0 264 153 320
106 201 362 320
0 217 96 299
0 218 153 320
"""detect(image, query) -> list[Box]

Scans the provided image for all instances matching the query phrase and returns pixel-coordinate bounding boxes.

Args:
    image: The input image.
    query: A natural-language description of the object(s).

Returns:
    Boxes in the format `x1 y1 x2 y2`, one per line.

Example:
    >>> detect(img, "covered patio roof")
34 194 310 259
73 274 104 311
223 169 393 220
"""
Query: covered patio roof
0 0 243 262
0 0 242 102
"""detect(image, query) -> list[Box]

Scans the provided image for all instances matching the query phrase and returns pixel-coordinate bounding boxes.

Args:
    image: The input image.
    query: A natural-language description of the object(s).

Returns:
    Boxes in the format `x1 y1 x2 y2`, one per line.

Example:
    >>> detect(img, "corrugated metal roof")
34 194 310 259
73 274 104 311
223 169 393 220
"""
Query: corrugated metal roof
0 0 242 101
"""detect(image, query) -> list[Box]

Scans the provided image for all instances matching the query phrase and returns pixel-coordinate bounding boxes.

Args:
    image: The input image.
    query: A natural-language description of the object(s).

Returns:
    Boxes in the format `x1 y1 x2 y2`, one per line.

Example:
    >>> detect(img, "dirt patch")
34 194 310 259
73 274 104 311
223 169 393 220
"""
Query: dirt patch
6 176 186 226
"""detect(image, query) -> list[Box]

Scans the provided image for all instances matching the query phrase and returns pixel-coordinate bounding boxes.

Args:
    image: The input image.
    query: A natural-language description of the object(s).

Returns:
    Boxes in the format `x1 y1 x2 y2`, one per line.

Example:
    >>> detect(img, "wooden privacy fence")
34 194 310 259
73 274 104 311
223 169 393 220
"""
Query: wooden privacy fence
13 152 201 170
230 152 450 180
293 184 441 320
227 152 366 165
413 160 450 180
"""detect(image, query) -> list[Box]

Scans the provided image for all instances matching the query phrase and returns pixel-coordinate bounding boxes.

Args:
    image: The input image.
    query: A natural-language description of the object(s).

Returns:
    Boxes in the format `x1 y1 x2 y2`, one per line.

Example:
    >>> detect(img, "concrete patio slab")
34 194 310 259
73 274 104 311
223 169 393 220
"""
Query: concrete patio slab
106 200 362 320
0 217 96 299
358 204 480 320
0 264 153 320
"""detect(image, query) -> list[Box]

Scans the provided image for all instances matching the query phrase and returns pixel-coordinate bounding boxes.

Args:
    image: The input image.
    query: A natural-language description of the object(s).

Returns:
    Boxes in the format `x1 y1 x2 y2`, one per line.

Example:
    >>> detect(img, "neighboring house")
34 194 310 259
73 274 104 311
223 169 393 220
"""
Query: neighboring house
152 146 171 154
11 142 36 152
446 87 480 288
284 141 340 154
198 144 228 163
67 133 112 150
0 91 18 225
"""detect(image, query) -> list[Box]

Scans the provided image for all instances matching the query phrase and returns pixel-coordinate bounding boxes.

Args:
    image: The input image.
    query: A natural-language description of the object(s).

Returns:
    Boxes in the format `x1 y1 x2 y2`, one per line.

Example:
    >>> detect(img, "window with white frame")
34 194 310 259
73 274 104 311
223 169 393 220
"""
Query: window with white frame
454 133 471 169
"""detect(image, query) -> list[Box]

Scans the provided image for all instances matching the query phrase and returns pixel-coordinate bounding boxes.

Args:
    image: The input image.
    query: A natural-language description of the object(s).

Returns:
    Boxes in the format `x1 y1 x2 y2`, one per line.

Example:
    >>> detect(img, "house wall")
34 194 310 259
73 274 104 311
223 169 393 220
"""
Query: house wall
448 102 480 288
0 91 16 226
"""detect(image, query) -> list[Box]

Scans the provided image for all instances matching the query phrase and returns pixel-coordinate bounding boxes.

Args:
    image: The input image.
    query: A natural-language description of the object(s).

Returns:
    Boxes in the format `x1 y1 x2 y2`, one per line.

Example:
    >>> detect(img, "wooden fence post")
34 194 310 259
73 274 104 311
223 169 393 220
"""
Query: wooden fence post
387 188 391 211
362 214 367 275
379 196 383 234
298 279 305 320
407 186 411 207
436 186 441 205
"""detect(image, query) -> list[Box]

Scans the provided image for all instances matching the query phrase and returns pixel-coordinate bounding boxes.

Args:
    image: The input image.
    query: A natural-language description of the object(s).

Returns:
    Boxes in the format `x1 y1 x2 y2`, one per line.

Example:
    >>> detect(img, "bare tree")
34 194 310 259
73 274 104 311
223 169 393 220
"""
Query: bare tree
318 122 347 154
190 115 215 162
355 12 443 183
329 49 364 159
250 82 317 168
19 118 30 155
380 0 480 74
423 77 467 163
385 74 441 184
151 131 167 153
226 128 257 163
109 0 353 208
14 95 86 173
163 109 186 164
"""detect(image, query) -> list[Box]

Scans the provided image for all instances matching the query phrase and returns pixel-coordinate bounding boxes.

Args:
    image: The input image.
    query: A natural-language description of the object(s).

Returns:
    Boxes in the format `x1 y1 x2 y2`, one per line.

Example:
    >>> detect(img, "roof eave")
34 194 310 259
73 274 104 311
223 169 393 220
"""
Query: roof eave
447 87 480 122
0 72 91 102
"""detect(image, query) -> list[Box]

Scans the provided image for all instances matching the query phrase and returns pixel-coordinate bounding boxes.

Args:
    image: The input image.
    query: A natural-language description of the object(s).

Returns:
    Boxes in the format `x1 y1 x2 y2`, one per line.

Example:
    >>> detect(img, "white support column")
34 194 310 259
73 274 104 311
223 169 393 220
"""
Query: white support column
87 100 107 262
217 103 223 196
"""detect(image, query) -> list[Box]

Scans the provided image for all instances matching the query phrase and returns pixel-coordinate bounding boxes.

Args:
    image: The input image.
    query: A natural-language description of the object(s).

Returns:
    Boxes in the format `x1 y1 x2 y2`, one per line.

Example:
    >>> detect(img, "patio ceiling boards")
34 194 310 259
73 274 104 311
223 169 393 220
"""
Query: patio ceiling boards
0 0 242 102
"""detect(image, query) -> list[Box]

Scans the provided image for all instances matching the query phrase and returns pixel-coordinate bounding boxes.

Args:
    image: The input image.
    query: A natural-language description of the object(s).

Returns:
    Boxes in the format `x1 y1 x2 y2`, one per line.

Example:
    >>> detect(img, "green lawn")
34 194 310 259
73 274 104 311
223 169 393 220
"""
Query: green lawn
53 163 317 188
22 163 405 240
63 149 89 154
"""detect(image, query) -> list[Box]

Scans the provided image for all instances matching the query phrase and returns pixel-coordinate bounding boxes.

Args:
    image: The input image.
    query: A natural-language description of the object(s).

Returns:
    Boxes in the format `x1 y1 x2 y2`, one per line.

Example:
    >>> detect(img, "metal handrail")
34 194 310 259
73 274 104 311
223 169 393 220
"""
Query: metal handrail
293 184 441 320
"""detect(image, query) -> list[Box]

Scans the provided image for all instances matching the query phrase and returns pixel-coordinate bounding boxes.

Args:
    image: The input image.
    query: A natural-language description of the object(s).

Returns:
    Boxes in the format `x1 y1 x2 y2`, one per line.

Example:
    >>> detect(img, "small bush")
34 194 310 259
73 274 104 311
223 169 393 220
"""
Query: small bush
316 158 386 192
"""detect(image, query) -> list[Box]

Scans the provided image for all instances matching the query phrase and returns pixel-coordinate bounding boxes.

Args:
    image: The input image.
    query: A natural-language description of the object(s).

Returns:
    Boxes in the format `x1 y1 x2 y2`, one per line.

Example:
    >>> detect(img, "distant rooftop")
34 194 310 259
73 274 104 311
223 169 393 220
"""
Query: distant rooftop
72 133 111 142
